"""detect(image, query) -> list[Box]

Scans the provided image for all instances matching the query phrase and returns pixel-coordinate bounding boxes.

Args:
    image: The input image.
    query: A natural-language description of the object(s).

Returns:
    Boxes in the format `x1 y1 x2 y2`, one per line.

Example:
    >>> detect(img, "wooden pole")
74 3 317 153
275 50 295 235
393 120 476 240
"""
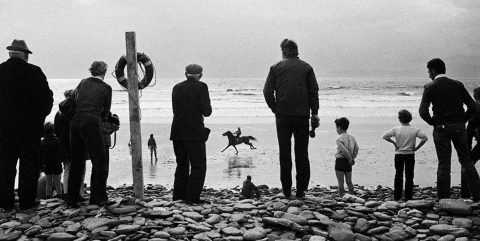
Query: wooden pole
125 32 144 199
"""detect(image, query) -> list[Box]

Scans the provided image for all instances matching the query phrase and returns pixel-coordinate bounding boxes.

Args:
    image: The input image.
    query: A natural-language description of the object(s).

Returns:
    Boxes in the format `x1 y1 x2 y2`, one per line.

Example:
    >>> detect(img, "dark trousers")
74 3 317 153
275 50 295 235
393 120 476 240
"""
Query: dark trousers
0 135 41 210
67 119 108 205
275 114 310 196
461 143 480 198
394 154 415 201
433 123 480 201
172 141 207 203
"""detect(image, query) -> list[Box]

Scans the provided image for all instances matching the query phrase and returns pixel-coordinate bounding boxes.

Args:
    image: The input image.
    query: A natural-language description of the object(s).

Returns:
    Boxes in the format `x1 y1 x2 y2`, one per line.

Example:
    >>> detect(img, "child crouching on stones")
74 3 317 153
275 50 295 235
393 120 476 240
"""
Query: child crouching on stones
334 117 359 196
383 109 428 201
240 175 260 199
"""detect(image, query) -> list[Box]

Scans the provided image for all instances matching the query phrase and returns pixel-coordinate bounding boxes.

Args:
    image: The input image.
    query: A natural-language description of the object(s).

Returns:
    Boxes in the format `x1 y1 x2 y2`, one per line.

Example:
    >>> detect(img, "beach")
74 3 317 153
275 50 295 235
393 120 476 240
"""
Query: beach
43 77 480 189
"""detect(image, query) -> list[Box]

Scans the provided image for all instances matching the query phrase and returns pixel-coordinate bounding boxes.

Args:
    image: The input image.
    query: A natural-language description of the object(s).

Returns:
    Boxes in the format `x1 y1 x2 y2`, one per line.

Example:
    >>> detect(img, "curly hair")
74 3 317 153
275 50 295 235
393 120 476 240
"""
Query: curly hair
89 61 108 76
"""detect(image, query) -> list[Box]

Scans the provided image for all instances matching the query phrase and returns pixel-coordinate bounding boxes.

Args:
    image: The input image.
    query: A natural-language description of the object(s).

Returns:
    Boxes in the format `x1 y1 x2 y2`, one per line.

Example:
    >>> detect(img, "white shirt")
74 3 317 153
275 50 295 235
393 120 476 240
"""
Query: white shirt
335 133 359 160
383 124 428 154
434 74 447 80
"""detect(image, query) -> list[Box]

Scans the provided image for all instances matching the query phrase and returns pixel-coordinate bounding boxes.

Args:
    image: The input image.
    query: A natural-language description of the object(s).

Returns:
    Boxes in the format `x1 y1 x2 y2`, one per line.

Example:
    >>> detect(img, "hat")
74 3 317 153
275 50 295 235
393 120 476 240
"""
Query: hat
185 64 203 75
6 39 32 54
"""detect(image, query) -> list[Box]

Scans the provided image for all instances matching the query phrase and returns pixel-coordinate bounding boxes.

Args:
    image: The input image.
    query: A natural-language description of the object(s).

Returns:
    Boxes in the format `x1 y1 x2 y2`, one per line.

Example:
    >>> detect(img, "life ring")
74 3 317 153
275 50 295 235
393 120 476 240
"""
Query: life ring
115 53 154 90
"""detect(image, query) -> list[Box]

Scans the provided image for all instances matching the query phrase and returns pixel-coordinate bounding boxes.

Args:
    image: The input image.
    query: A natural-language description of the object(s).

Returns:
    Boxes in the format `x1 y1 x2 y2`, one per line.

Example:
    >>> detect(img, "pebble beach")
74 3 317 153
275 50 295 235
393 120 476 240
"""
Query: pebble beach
1 184 480 241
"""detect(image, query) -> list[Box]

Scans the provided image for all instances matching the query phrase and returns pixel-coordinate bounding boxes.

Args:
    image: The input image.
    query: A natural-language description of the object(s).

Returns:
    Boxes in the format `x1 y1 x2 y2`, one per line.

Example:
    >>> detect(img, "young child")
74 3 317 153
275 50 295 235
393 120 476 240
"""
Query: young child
383 109 428 201
41 122 63 198
334 117 359 196
240 175 260 199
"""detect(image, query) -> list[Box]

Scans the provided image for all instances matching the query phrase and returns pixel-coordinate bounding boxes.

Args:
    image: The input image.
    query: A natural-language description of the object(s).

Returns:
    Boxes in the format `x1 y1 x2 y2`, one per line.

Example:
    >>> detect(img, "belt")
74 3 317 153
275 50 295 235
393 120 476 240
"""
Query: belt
435 122 465 129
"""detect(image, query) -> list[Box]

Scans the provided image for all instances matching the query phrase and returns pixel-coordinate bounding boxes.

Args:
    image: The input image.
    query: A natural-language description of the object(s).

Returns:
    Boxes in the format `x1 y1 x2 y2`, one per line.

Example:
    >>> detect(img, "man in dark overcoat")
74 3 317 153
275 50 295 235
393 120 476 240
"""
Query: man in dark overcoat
0 39 53 210
170 64 212 204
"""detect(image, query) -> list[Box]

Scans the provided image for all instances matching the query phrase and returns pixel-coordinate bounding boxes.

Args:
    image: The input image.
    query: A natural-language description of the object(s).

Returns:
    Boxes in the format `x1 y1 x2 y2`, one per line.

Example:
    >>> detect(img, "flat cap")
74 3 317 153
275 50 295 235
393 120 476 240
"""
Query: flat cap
185 64 203 75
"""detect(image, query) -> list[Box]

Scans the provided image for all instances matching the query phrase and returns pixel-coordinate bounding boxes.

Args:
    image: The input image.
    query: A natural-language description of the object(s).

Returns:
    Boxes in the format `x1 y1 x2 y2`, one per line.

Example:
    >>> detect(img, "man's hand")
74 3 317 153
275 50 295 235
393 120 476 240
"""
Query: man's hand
349 159 355 166
311 115 320 128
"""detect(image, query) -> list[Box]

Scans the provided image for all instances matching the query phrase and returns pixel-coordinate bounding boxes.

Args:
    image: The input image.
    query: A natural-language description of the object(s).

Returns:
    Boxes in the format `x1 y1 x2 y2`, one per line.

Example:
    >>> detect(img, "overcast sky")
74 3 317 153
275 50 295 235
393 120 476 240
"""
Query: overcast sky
1 0 479 78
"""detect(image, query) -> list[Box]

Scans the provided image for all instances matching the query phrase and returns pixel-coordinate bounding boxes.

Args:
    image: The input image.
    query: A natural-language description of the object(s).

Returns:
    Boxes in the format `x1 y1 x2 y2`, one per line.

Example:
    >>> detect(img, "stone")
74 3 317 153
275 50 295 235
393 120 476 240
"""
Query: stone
222 227 243 236
262 217 307 232
110 206 136 215
437 235 456 241
406 200 435 209
373 212 392 221
182 211 204 221
429 224 469 237
365 201 382 208
0 231 22 241
331 210 348 220
229 213 248 223
234 203 256 211
243 227 267 240
272 202 287 211
115 224 141 234
194 232 212 241
309 236 327 241
65 223 81 233
142 210 173 218
328 223 354 241
0 221 21 229
206 214 222 224
353 218 369 233
438 199 472 216
281 213 308 225
168 227 186 236
452 218 473 229
354 233 370 241
286 206 301 215
81 217 111 231
47 233 76 241
25 225 42 237
153 231 170 239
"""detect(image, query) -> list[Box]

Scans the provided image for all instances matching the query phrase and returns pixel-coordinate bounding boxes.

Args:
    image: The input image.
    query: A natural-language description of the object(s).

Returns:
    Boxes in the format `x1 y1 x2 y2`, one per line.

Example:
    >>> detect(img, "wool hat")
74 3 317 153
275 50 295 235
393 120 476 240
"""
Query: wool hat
6 39 32 54
185 64 203 75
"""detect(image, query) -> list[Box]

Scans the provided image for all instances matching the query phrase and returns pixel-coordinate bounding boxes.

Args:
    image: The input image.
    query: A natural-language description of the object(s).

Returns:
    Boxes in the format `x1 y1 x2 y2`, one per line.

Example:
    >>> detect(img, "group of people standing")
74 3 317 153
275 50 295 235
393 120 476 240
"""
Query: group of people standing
1 37 480 211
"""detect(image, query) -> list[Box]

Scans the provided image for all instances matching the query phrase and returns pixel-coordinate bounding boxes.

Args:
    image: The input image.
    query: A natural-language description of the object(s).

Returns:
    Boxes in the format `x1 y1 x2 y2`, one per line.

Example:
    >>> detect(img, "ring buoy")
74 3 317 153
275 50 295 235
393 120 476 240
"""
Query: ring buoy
115 52 154 90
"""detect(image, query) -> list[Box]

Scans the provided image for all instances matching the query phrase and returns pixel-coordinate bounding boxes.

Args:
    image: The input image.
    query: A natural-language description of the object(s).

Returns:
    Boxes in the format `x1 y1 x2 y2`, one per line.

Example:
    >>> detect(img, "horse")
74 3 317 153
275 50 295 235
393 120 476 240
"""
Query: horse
221 131 257 154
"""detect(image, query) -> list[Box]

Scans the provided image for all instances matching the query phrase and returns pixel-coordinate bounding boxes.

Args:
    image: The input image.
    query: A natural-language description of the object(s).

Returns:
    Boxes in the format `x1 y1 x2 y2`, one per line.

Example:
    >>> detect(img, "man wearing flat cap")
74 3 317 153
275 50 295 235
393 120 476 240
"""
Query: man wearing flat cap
0 39 53 210
170 64 212 204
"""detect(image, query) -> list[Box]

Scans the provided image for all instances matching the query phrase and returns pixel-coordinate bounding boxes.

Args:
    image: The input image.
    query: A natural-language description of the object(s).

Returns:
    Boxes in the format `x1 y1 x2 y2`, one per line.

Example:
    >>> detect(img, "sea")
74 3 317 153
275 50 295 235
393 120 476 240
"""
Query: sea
45 77 480 189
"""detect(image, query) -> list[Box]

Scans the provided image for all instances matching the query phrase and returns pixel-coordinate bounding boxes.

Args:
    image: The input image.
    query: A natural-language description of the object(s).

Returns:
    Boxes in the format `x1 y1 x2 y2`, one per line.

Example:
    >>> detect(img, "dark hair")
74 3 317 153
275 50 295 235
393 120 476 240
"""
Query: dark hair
474 86 480 101
89 61 108 76
334 117 350 130
150 134 154 137
427 58 446 74
44 122 54 135
398 109 412 124
280 39 299 58
247 175 252 180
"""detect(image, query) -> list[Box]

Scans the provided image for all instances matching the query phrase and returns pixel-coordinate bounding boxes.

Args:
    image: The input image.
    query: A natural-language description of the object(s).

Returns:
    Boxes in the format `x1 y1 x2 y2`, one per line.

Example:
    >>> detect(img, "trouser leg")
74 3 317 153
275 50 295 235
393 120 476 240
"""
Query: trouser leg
18 136 41 208
53 174 63 195
452 127 480 201
433 128 452 199
173 141 189 201
67 122 86 205
462 143 480 198
0 137 19 210
185 142 207 203
63 161 70 194
46 175 53 197
84 123 107 204
276 115 293 196
404 154 415 201
394 154 405 200
293 116 310 194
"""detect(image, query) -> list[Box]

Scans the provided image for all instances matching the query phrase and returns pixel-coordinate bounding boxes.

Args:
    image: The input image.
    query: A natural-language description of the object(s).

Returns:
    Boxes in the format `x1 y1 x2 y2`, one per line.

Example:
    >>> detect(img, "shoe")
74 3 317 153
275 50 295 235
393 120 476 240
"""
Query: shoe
78 196 88 202
296 191 305 198
67 202 80 209
19 200 40 211
92 199 116 207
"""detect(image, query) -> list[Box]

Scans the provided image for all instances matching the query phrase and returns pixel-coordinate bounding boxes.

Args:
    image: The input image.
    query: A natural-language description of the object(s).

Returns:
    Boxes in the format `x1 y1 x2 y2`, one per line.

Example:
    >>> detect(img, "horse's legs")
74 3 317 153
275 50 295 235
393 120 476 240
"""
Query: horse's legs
233 145 239 155
249 143 256 149
221 145 230 152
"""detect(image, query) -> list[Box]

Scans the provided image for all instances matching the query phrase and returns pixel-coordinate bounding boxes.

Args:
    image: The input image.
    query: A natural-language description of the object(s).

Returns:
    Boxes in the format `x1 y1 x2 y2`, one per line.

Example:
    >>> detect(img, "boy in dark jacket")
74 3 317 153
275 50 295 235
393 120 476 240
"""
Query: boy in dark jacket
240 175 260 199
41 122 63 198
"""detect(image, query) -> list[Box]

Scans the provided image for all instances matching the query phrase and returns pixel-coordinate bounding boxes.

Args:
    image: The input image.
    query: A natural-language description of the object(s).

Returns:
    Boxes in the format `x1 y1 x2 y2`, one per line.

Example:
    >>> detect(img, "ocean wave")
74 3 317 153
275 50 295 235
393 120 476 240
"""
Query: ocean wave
324 86 346 90
398 92 414 96
232 93 257 96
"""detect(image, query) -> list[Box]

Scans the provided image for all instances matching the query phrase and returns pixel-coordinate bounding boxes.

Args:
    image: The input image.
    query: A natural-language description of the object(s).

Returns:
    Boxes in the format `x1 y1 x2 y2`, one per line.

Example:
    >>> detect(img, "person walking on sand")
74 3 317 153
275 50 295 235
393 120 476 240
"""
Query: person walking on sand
148 134 158 164
170 64 212 204
0 39 53 210
67 61 112 208
383 109 428 201
263 39 319 198
334 117 359 196
419 58 480 201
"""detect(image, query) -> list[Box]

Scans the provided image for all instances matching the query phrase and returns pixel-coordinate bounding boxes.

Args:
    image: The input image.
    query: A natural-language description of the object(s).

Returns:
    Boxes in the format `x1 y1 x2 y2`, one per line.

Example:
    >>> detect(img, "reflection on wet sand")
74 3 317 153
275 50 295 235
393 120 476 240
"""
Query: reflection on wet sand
224 155 255 179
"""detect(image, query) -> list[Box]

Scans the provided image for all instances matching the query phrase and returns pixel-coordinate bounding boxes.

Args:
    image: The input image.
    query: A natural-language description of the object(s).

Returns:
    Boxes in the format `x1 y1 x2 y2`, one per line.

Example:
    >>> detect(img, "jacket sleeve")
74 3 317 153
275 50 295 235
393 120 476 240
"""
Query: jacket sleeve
263 67 277 113
306 67 319 115
419 84 434 125
101 86 112 120
35 68 53 119
200 83 212 117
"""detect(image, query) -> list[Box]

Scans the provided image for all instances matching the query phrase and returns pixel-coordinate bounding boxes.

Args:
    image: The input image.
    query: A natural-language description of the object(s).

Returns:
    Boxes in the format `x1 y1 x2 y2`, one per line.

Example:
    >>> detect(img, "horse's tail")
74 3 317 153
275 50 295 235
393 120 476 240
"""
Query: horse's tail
246 136 257 141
